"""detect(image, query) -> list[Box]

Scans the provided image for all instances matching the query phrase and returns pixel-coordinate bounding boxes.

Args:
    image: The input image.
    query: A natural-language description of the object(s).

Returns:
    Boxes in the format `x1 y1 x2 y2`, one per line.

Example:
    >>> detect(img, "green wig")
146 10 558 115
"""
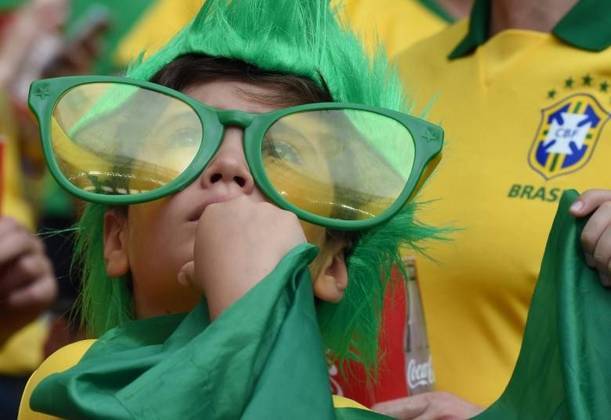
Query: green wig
75 0 442 373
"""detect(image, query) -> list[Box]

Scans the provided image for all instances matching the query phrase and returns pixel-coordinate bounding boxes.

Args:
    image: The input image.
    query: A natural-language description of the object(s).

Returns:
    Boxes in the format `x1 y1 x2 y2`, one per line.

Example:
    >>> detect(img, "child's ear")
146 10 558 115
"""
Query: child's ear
312 244 348 303
103 209 130 277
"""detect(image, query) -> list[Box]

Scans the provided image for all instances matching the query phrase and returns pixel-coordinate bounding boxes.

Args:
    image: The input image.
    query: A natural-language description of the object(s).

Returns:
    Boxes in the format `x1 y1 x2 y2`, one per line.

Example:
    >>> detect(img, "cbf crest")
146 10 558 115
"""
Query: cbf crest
529 93 608 180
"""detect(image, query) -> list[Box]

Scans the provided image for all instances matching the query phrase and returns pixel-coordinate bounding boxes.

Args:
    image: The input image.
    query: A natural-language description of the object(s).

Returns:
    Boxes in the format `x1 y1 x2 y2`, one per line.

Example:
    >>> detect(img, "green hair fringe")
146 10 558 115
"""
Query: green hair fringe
73 0 445 374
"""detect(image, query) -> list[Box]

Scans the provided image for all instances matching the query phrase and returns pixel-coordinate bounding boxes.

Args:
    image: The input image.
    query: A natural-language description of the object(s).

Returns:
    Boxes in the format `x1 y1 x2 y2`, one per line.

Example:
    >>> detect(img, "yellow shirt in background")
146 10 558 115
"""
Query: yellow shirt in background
396 18 611 405
0 91 33 230
114 0 451 66
0 91 44 376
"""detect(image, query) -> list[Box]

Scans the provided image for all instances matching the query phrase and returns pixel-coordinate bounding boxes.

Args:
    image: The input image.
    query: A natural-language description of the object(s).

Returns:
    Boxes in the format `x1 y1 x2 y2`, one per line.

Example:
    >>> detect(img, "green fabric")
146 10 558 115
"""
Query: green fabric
553 0 611 52
476 190 611 419
447 0 490 59
449 0 611 59
416 0 456 24
30 243 388 419
31 190 610 418
0 0 22 11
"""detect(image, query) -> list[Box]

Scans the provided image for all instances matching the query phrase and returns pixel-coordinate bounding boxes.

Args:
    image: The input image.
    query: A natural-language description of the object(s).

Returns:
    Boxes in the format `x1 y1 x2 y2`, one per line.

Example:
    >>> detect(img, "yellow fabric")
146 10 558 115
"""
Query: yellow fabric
114 0 448 66
0 91 33 229
18 340 95 420
396 21 611 406
18 339 367 418
338 0 448 58
0 320 47 375
331 395 370 410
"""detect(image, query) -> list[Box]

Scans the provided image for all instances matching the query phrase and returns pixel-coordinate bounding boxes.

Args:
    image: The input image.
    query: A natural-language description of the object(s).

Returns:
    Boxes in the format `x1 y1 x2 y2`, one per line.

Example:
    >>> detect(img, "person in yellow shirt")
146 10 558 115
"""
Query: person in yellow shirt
374 0 611 417
113 0 471 67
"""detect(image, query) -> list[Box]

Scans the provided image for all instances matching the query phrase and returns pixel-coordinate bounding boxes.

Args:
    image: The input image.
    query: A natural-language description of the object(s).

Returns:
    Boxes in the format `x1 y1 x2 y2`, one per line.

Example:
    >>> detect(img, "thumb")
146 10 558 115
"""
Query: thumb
177 261 195 287
570 189 611 217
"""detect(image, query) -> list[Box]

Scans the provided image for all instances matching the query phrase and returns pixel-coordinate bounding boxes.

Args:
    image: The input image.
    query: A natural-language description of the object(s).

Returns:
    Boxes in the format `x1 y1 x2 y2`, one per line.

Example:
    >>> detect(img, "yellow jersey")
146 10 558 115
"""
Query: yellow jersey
114 0 452 66
395 0 611 406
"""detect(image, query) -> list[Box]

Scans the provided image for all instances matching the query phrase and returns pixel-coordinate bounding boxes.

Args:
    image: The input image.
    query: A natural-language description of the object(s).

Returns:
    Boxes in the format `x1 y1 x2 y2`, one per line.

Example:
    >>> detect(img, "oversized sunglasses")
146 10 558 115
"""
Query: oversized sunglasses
29 76 443 230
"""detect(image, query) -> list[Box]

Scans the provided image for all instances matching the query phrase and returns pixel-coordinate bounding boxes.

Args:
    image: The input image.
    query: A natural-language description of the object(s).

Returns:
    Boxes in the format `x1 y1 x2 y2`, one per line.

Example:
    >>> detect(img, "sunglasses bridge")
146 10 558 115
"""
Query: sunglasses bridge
216 109 257 129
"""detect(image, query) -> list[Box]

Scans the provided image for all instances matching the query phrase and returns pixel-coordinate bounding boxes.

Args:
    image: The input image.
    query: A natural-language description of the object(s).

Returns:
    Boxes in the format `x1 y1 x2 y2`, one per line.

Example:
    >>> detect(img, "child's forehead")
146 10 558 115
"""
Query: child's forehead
181 80 286 114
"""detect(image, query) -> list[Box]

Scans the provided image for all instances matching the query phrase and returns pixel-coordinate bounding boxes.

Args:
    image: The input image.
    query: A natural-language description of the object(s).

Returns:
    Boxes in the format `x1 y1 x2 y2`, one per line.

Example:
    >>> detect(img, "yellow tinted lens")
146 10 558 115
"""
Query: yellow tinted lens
51 83 202 196
262 109 414 220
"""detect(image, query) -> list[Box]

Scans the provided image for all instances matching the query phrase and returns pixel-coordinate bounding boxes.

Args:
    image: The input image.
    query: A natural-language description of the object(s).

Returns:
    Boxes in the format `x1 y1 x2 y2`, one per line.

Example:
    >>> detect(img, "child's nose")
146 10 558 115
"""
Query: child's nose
199 127 255 192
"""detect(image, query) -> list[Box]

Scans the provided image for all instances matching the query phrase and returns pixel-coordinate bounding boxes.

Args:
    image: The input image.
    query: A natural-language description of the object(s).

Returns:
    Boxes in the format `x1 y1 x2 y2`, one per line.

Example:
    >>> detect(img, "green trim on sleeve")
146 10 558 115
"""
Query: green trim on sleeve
449 0 611 60
416 0 457 24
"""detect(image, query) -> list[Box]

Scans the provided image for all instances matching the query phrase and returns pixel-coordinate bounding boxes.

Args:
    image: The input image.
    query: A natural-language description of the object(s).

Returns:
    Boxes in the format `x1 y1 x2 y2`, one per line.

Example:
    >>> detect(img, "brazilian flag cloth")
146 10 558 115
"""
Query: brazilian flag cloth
30 244 387 419
31 191 610 418
477 190 611 419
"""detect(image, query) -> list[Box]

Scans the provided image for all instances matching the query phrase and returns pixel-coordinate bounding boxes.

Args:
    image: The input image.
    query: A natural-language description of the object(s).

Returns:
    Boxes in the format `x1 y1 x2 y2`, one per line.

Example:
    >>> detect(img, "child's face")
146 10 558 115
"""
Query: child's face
103 80 343 318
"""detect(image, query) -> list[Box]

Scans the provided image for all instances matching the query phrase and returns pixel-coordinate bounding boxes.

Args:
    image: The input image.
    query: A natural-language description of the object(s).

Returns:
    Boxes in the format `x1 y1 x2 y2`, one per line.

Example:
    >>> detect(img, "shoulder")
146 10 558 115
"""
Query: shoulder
18 340 96 420
394 20 470 110
339 0 448 58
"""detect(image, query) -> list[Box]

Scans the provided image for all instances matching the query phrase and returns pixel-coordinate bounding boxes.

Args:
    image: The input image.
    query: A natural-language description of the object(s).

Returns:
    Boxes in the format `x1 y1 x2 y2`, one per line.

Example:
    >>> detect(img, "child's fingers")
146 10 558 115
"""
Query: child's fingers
570 189 611 217
177 261 195 287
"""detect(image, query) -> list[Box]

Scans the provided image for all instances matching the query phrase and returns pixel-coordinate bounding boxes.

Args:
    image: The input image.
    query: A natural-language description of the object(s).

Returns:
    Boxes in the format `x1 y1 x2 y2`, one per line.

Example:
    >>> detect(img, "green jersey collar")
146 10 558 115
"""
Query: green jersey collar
416 0 457 24
449 0 611 59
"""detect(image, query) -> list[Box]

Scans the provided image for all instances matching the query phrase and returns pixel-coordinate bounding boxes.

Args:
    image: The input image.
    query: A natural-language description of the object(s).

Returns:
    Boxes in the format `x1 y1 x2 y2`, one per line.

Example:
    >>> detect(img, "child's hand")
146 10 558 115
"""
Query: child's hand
0 217 57 345
178 196 306 319
570 189 611 286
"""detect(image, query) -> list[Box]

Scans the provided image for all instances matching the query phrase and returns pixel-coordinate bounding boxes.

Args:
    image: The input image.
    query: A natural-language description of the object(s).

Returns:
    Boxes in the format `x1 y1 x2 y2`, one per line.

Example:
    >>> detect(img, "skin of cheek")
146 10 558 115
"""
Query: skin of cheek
126 200 201 318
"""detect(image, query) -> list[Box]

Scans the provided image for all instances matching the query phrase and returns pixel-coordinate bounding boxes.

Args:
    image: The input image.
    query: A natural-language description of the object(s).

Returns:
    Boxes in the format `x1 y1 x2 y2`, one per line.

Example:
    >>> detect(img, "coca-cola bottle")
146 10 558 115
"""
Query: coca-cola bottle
404 256 435 394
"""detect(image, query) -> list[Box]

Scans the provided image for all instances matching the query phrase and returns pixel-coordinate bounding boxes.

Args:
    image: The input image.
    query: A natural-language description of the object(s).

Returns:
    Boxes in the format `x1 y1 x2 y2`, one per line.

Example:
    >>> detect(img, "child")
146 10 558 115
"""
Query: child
19 0 442 418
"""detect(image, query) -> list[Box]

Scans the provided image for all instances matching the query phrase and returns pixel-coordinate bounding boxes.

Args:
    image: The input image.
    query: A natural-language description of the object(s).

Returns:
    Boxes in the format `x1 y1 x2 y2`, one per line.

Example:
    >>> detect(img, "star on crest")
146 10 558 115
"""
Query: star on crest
582 74 593 86
564 77 574 88
547 89 556 99
600 81 609 93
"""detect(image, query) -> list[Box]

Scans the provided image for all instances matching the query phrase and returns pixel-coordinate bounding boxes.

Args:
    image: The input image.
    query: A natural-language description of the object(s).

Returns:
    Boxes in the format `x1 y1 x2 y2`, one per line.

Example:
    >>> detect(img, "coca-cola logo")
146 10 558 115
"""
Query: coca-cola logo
407 357 435 389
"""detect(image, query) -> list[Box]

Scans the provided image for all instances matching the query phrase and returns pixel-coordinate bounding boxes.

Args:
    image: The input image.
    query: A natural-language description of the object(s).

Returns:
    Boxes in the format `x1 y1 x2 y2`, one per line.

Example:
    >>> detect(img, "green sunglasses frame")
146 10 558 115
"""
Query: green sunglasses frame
29 76 443 230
